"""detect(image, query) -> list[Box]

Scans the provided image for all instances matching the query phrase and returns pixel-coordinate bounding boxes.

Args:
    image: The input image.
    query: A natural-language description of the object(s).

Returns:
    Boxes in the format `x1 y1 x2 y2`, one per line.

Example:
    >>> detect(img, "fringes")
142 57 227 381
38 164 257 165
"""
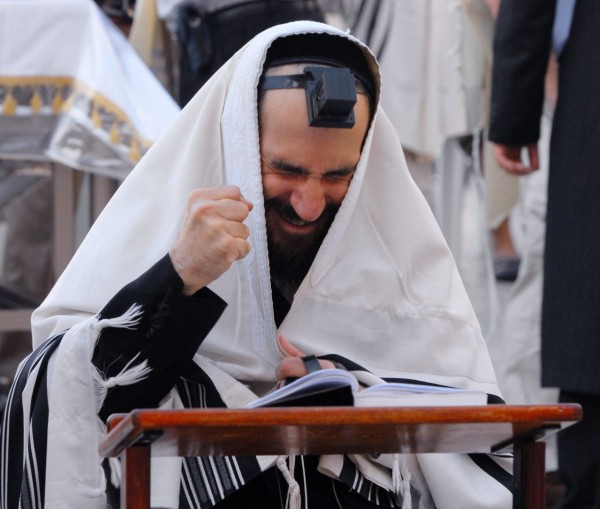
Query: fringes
392 453 401 494
93 367 108 414
276 456 301 509
106 352 152 388
93 352 152 413
401 456 412 509
92 304 144 335
109 457 122 488
391 454 412 509
89 304 148 412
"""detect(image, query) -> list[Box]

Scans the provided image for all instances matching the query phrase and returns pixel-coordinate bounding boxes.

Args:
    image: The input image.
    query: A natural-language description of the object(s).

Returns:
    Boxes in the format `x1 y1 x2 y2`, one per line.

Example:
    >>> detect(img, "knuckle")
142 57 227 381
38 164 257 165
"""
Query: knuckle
188 188 210 203
193 198 216 215
225 184 242 198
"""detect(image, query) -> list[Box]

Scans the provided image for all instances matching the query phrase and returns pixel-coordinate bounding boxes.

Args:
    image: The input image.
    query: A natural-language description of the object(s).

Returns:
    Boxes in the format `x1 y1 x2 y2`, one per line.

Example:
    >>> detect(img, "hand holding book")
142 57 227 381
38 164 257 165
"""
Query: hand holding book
275 336 337 380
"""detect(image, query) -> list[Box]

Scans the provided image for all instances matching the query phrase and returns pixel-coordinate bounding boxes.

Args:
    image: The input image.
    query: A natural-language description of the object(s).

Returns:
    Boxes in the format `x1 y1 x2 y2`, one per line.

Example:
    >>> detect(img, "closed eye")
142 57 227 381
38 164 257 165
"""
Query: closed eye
322 169 355 183
262 158 355 184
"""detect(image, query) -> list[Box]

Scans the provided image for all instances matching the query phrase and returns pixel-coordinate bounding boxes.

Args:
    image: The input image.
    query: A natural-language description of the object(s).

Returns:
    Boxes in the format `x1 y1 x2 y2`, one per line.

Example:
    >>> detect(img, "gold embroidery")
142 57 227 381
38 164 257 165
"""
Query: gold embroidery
129 138 140 162
110 122 120 144
2 90 16 115
0 75 152 163
52 90 64 113
92 105 102 128
30 89 42 113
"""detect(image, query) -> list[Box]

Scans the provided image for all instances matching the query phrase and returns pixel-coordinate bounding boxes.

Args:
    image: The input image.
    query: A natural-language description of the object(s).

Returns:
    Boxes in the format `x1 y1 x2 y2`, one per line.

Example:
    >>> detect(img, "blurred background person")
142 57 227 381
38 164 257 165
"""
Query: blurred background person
489 1 600 507
128 0 330 105
346 0 519 335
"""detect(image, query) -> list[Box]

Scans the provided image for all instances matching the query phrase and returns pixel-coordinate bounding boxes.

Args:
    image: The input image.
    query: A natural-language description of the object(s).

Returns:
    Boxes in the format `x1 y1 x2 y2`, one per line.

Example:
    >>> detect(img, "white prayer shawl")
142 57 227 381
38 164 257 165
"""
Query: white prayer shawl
25 21 510 508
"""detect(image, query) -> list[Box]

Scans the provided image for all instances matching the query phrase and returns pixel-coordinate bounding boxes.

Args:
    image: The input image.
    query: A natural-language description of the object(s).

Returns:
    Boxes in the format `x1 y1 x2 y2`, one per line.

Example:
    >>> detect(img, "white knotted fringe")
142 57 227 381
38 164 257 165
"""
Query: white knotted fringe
392 454 412 509
89 304 152 413
91 303 145 337
109 457 122 488
277 456 301 509
93 352 152 413
87 304 150 489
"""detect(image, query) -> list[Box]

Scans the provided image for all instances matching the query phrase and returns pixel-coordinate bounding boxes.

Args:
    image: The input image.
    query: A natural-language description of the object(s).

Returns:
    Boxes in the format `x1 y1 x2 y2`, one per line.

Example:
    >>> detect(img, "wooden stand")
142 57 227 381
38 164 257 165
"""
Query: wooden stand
100 404 581 509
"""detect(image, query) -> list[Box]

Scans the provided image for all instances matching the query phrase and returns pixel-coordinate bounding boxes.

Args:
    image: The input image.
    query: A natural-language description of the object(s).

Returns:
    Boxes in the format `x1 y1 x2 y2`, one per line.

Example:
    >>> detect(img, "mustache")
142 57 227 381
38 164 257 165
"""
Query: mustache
264 197 308 224
264 197 339 224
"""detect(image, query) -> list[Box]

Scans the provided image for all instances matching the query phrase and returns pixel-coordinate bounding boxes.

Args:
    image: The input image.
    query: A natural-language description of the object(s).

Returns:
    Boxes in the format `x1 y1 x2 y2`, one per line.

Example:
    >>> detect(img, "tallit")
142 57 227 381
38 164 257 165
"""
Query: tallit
26 20 511 508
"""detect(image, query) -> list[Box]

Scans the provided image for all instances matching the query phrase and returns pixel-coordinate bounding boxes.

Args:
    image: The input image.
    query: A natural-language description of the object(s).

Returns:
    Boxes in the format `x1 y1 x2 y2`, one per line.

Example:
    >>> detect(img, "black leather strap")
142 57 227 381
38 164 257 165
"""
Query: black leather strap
301 354 321 374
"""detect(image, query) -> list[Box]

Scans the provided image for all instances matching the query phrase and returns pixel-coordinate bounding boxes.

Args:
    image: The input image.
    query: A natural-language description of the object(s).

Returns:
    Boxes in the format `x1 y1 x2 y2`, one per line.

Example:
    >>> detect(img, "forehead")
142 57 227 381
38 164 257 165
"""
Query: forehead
257 64 372 149
259 86 370 131
258 62 372 114
258 87 371 170
259 87 310 125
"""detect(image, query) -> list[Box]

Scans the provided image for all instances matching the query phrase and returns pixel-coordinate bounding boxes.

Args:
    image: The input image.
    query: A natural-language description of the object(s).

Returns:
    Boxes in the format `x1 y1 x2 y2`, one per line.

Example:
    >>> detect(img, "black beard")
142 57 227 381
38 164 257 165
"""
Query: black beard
265 197 339 285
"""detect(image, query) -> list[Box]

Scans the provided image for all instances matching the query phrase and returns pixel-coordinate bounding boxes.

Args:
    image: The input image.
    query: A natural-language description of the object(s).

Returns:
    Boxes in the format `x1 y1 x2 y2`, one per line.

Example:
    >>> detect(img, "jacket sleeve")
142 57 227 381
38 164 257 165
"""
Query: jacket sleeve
92 254 227 421
488 0 556 145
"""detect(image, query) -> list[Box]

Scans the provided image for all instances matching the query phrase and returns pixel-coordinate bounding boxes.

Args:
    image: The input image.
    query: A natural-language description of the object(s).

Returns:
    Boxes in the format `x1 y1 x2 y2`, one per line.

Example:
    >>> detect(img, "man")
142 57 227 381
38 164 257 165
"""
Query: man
2 22 512 508
489 1 600 507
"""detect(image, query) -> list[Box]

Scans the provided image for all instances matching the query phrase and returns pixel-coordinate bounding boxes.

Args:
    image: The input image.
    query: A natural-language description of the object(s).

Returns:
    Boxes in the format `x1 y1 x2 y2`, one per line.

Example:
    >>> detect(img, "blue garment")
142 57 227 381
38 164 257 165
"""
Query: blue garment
552 0 576 56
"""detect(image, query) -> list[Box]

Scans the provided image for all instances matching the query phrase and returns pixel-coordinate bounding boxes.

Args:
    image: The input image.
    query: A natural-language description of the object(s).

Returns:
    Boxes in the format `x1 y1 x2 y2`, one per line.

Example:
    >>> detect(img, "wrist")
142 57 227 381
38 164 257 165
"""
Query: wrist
168 250 209 296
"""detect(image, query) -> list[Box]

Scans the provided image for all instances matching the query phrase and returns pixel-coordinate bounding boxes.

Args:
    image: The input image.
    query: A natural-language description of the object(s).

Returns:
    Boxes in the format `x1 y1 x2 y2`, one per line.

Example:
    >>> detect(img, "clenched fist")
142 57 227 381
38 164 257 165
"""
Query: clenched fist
169 186 253 295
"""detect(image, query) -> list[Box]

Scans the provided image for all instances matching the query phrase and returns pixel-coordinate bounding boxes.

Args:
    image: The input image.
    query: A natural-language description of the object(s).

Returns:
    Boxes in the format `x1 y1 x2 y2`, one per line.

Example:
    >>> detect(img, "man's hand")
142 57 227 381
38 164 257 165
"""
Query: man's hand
275 336 335 380
493 143 540 175
170 186 253 295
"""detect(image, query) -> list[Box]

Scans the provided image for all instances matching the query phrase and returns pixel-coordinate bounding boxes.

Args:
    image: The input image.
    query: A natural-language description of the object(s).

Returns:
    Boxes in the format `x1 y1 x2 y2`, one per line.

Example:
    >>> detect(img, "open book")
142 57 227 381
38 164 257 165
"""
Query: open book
247 368 488 408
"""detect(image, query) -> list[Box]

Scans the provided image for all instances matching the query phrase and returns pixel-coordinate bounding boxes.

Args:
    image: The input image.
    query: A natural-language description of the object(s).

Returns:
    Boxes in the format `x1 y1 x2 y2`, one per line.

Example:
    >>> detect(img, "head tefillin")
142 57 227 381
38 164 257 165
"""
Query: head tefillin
260 66 358 128
259 33 376 129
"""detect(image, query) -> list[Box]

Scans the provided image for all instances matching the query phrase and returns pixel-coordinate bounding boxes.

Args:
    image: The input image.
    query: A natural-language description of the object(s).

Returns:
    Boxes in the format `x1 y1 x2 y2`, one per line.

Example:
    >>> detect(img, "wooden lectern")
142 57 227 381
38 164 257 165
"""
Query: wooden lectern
100 404 581 509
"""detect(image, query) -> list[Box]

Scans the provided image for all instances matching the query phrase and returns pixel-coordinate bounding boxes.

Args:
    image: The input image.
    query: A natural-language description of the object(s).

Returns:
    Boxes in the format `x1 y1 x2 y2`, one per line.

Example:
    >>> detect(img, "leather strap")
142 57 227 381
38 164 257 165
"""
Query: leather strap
301 354 321 374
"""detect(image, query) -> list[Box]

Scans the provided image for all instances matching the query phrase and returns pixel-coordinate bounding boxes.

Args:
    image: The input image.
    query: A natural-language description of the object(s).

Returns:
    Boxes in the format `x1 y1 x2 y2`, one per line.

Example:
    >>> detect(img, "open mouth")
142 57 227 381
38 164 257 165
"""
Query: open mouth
265 198 316 230
274 211 318 236
280 210 313 227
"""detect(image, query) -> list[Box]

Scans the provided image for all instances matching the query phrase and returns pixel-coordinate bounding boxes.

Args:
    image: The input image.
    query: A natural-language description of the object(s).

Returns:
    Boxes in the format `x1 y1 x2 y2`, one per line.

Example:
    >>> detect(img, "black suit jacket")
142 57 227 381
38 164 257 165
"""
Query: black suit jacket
489 0 600 395
488 0 556 145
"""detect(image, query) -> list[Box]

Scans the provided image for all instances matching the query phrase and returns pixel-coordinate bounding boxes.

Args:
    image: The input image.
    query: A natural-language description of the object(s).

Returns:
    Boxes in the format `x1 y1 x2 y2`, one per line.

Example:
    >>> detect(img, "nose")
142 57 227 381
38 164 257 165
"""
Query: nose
289 179 327 222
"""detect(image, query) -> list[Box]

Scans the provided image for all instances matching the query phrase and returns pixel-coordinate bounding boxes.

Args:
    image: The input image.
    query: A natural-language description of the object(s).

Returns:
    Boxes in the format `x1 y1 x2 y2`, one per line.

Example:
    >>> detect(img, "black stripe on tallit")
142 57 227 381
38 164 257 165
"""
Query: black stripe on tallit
178 377 223 507
318 354 370 372
338 455 400 508
23 337 63 508
469 453 513 493
1 333 63 509
182 456 219 508
177 374 261 508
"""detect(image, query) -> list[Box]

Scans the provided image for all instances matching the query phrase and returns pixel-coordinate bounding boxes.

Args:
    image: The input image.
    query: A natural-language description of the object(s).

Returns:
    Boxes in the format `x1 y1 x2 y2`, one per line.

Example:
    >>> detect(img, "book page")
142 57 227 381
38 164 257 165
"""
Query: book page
354 382 487 407
247 368 359 408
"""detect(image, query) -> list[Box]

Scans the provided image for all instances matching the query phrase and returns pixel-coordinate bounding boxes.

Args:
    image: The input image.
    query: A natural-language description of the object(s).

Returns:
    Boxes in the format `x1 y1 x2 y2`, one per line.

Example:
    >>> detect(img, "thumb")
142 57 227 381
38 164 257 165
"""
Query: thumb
277 335 305 358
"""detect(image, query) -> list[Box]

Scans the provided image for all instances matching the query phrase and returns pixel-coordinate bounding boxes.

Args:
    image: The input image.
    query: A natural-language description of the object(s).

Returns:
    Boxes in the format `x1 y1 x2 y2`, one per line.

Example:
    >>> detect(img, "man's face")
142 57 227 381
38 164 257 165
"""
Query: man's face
259 84 371 274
